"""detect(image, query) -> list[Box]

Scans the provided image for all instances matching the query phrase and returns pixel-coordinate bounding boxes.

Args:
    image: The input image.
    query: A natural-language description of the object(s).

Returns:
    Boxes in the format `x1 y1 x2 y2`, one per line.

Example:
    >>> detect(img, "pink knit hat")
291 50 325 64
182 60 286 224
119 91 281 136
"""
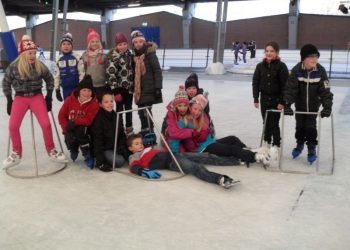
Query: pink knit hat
173 85 189 106
18 35 37 55
87 28 101 44
190 92 209 110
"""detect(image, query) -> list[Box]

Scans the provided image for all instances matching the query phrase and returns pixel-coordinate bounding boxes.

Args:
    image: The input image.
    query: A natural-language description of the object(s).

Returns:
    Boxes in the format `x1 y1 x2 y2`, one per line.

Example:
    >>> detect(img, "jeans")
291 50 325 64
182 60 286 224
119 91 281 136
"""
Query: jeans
104 150 126 168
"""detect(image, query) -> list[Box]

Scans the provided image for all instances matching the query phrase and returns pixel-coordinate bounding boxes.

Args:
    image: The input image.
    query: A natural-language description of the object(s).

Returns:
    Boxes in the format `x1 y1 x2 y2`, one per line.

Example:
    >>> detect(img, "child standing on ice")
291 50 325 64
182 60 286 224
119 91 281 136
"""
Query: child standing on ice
106 32 135 136
78 28 108 99
252 41 289 159
284 44 333 164
2 35 67 168
55 33 84 101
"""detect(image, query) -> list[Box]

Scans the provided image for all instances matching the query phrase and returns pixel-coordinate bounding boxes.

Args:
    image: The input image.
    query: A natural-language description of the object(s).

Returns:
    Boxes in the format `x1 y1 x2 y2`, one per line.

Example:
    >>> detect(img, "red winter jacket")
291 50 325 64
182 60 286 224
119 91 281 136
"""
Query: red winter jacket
58 91 99 134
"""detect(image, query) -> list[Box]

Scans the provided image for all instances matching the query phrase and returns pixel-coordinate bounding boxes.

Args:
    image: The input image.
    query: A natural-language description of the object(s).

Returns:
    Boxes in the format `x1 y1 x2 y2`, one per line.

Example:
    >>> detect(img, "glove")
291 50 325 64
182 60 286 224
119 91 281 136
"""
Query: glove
56 89 63 102
96 163 113 172
155 88 162 100
320 109 331 118
141 169 161 179
64 132 76 150
114 94 123 103
65 120 75 132
45 96 52 112
6 97 13 116
283 105 294 116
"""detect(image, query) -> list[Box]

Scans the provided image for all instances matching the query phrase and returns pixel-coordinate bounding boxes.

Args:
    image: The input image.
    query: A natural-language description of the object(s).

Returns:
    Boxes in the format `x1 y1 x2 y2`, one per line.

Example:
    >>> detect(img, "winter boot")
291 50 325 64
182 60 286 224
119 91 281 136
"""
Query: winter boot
84 157 94 169
307 146 317 165
292 143 304 159
218 175 240 189
70 150 79 162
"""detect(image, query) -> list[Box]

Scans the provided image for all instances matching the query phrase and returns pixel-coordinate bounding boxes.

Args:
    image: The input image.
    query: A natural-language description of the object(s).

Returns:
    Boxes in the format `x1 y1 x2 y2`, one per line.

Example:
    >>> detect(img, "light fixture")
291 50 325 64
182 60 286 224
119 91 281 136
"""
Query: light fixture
128 3 141 7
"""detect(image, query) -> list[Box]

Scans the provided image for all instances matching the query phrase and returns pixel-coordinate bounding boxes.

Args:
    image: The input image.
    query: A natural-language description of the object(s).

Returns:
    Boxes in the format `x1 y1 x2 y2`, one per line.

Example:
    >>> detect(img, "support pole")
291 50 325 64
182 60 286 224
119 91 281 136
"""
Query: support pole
62 0 69 34
50 0 60 62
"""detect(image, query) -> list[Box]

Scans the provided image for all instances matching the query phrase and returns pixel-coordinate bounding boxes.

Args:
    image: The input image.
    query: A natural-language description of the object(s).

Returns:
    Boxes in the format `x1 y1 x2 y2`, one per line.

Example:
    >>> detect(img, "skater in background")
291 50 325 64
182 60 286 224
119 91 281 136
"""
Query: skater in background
106 32 135 136
252 41 289 159
241 41 248 63
58 75 99 169
91 91 129 172
248 40 256 59
130 30 163 137
284 44 333 164
78 28 108 99
55 33 84 101
127 133 240 189
2 35 67 168
231 41 241 65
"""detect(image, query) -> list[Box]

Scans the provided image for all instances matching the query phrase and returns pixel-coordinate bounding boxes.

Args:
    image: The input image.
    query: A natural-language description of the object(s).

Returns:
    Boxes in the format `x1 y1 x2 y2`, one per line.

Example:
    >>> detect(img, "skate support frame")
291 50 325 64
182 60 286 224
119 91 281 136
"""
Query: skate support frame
112 106 186 181
5 111 67 178
261 109 335 175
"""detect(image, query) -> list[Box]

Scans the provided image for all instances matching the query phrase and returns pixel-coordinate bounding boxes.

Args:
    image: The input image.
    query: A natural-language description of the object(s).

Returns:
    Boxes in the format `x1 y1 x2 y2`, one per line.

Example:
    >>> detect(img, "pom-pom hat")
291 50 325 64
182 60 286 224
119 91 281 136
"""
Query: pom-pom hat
18 35 37 55
173 85 189 106
190 91 209 110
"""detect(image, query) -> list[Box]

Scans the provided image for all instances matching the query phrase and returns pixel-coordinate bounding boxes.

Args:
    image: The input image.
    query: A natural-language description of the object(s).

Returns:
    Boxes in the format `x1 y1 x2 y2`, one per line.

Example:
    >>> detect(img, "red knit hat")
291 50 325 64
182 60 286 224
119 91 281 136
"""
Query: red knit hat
18 35 37 55
115 32 128 46
173 85 189 106
87 28 100 44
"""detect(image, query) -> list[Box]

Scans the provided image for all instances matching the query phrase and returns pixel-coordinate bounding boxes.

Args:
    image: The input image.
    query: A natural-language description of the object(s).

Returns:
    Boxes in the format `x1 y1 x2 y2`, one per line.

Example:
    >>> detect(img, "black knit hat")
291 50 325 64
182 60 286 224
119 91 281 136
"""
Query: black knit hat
185 73 199 90
300 44 320 61
78 75 94 92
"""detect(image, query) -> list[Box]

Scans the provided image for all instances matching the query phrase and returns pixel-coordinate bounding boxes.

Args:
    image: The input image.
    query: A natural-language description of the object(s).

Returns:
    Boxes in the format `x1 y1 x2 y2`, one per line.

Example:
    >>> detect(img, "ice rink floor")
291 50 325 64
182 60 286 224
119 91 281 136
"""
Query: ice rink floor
0 70 349 250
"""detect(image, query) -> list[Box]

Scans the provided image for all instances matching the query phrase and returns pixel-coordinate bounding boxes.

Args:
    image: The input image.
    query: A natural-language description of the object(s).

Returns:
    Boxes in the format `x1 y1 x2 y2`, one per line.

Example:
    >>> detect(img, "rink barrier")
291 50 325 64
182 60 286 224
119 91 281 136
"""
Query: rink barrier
261 109 335 175
5 111 67 178
113 106 186 181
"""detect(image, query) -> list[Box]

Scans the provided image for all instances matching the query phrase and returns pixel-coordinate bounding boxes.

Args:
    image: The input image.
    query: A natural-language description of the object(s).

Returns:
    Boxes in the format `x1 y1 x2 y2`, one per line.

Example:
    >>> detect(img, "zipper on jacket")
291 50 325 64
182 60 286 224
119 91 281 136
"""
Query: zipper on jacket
306 72 310 112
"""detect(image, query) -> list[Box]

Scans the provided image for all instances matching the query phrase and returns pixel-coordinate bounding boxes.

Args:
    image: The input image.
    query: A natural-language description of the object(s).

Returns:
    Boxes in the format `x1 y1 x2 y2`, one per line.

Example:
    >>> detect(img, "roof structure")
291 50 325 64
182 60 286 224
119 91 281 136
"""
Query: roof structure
2 0 251 15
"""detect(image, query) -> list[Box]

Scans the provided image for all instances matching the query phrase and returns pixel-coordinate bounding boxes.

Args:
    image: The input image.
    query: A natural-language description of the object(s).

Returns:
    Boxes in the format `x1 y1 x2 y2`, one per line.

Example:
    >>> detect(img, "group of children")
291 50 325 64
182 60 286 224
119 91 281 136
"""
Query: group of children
1 30 333 189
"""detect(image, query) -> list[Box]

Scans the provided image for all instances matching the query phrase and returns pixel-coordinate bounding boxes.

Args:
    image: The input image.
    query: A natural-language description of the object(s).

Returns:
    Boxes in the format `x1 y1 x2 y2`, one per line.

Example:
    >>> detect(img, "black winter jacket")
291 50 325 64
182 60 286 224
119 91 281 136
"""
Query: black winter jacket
135 42 163 105
91 108 129 166
252 58 289 104
284 62 333 112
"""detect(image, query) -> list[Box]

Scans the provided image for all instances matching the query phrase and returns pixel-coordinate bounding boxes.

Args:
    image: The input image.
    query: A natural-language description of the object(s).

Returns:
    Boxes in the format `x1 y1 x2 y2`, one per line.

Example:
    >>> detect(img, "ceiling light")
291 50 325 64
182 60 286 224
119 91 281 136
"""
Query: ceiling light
128 3 141 7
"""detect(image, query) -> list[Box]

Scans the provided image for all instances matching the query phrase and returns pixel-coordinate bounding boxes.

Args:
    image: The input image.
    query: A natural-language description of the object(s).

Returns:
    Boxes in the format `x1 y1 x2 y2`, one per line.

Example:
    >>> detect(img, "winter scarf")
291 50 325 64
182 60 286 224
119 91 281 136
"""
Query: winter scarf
133 53 145 104
86 48 103 66
264 55 281 64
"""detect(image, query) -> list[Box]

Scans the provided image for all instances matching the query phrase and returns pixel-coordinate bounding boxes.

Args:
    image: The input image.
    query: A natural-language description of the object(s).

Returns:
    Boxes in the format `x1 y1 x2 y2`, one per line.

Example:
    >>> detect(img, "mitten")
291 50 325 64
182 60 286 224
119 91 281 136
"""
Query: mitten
114 94 123 103
45 96 52 112
65 120 75 132
141 169 161 179
320 109 331 118
283 105 294 116
96 163 113 172
56 89 63 102
6 96 13 116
